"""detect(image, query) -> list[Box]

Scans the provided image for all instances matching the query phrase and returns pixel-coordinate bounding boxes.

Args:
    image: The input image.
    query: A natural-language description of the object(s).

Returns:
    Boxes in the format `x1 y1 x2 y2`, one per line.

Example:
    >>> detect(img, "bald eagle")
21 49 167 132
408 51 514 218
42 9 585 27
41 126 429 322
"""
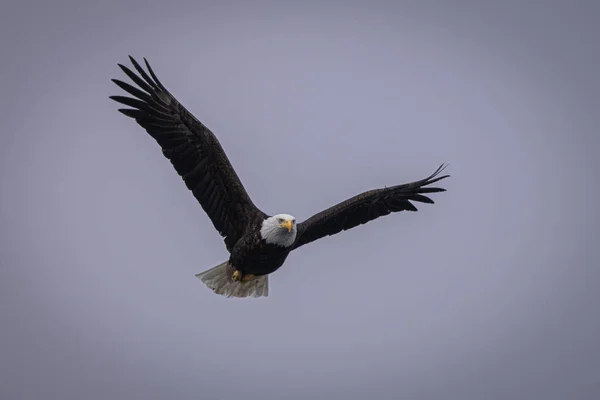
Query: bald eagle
110 57 449 298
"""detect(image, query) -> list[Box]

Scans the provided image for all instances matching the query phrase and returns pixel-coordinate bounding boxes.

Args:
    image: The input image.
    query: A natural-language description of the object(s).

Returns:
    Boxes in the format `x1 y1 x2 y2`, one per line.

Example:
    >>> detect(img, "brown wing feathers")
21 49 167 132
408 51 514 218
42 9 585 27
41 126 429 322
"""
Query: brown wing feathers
293 164 449 249
110 57 262 250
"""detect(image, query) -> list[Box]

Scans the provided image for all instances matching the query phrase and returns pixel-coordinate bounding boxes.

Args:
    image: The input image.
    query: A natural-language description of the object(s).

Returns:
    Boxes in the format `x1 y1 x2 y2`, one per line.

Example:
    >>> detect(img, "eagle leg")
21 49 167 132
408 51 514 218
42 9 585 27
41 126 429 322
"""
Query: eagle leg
231 269 256 283
232 269 243 282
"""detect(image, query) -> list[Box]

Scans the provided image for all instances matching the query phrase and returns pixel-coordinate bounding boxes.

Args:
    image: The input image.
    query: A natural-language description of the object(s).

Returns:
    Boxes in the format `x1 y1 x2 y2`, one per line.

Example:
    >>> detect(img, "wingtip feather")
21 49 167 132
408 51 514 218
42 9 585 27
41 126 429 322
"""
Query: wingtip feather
117 108 139 118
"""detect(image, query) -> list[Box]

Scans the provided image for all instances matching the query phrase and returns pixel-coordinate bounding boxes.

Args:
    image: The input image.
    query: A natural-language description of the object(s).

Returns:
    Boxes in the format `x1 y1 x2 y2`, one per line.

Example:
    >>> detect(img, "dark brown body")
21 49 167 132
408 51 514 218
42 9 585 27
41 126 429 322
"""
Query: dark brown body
229 219 292 276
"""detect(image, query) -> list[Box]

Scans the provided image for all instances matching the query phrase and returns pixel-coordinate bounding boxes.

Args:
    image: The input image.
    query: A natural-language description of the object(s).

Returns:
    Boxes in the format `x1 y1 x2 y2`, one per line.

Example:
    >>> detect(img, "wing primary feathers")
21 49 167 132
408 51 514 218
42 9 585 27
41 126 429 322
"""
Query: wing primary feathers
109 95 148 110
396 163 450 190
117 64 155 94
117 108 142 119
143 57 168 92
128 56 161 91
111 96 172 120
111 79 154 103
405 201 418 211
408 194 434 204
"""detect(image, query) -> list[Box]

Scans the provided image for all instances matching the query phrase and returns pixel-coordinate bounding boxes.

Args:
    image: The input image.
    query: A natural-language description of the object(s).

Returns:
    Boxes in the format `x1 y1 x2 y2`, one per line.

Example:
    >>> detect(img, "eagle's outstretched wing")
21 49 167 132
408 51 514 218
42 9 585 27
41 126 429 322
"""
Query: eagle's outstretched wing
110 56 265 251
292 164 449 250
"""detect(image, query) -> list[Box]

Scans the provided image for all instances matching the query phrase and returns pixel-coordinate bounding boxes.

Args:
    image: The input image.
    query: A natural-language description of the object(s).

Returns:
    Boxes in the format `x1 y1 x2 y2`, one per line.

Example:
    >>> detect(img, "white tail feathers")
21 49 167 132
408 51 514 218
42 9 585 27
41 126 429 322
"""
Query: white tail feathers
195 261 269 298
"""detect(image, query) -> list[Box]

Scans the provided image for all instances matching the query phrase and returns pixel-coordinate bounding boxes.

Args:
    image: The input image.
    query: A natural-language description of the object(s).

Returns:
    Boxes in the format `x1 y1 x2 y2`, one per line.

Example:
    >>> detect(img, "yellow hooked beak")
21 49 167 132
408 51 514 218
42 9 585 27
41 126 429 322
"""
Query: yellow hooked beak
280 219 293 232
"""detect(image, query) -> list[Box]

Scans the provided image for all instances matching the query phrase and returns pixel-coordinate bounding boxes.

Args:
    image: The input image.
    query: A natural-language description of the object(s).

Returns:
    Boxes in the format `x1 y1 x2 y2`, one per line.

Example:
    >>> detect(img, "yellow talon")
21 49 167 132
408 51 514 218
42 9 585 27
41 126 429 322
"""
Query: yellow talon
232 270 242 282
241 274 256 283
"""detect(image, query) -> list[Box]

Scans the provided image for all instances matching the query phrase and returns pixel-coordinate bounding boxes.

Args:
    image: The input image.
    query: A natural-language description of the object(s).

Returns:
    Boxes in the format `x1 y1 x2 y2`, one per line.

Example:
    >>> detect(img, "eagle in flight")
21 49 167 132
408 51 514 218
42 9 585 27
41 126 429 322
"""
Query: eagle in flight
110 56 449 298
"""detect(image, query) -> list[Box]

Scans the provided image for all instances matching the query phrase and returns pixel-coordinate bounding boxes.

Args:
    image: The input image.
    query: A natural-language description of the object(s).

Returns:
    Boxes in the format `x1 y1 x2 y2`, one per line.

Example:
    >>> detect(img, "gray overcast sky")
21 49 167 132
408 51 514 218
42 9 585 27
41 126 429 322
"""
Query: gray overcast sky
1 0 599 399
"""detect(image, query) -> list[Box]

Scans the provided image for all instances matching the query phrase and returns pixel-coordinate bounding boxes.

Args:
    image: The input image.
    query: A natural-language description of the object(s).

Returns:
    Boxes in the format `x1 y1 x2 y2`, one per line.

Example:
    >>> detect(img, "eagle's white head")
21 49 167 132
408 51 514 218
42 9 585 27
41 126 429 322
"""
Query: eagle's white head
260 213 297 247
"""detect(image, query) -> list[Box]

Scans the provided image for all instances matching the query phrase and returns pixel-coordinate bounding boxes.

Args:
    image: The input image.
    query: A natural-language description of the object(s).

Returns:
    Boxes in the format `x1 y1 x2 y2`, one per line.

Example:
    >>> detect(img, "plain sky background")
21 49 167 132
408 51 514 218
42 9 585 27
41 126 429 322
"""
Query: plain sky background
1 0 599 399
